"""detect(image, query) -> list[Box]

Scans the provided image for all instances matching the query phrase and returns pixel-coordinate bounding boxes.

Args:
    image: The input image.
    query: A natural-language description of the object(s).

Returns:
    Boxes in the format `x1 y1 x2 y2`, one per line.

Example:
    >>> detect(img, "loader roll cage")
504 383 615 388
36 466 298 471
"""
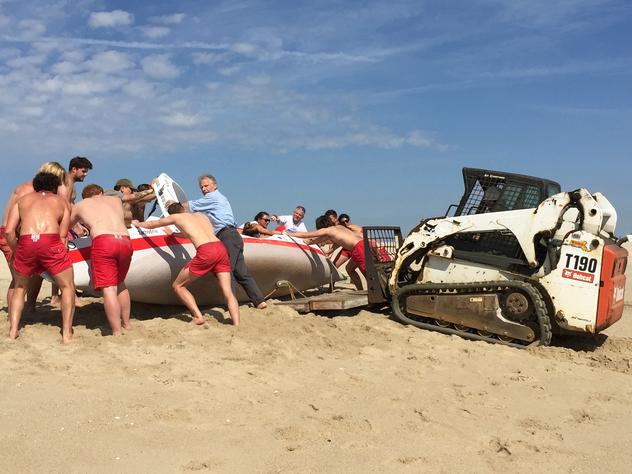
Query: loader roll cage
447 168 561 217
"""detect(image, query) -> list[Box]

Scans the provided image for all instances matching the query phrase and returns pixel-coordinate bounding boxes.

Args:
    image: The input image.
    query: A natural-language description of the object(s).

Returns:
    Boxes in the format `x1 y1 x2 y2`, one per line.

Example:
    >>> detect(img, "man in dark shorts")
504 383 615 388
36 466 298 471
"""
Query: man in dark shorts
70 184 133 336
132 203 240 326
5 172 75 343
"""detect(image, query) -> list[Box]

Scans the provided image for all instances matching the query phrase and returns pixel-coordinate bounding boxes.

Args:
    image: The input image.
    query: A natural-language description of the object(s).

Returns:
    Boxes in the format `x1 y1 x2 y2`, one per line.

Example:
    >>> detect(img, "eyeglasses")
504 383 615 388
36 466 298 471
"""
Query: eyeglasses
340 219 349 224
262 218 271 223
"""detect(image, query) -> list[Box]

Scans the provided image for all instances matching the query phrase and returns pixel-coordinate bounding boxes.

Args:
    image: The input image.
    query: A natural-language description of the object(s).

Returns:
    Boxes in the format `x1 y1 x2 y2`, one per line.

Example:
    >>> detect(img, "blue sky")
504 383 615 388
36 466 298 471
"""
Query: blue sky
1 0 630 234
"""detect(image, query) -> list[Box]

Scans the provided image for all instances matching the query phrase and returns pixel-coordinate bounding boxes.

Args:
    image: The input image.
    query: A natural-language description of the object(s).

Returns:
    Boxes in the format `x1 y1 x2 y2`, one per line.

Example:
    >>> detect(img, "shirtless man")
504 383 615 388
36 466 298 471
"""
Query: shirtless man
132 203 240 326
331 213 364 270
66 156 93 204
70 184 132 336
112 178 155 227
289 223 366 290
5 172 75 343
2 162 69 311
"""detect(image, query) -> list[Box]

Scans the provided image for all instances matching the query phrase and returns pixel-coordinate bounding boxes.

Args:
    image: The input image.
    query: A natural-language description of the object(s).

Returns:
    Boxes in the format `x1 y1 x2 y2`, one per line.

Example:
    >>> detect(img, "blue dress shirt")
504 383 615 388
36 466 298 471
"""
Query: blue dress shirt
188 190 235 232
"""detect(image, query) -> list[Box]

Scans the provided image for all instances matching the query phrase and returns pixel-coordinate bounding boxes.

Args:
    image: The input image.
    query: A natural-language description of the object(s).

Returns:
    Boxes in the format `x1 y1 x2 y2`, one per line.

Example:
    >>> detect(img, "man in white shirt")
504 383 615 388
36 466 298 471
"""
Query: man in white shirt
272 206 307 232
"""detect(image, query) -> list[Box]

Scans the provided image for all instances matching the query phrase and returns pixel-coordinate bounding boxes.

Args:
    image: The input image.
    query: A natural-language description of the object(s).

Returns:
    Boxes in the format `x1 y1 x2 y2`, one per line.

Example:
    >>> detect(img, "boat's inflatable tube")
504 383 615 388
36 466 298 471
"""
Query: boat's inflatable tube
66 173 342 305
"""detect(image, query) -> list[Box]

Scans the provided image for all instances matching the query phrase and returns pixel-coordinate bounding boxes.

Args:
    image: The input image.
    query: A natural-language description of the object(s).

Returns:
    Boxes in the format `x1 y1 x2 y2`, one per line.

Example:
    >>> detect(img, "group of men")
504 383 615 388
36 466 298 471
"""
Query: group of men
2 160 370 343
1 163 274 342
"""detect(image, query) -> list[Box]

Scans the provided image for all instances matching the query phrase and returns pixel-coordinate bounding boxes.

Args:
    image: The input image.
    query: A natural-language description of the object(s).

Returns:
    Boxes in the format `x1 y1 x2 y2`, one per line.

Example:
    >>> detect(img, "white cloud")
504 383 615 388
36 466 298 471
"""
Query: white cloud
219 65 240 76
149 13 185 25
159 112 204 128
139 26 170 39
88 10 133 28
86 50 134 74
60 74 126 95
231 42 258 56
0 14 10 29
192 52 228 65
407 129 448 151
17 19 46 40
123 80 155 99
33 76 63 94
52 60 82 75
141 54 181 79
21 106 44 117
0 47 20 60
7 54 46 68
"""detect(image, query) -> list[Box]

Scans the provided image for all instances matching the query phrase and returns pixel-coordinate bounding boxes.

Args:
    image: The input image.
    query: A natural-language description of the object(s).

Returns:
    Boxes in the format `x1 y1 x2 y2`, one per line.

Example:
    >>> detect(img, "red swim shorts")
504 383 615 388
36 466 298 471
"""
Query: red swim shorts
340 249 352 259
90 234 133 290
351 240 367 274
0 225 12 264
186 241 231 276
13 233 72 277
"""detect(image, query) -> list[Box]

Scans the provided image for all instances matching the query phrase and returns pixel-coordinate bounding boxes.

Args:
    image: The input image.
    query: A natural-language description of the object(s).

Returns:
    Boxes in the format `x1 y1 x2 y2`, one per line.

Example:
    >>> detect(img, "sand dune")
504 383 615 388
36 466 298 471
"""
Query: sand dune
1 260 631 472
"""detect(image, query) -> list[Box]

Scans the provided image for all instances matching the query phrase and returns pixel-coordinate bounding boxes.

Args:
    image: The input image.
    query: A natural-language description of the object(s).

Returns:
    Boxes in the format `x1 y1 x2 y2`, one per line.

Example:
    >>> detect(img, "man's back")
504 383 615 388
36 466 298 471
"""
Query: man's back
73 195 127 237
2 181 34 226
171 213 219 248
16 192 66 236
322 226 362 250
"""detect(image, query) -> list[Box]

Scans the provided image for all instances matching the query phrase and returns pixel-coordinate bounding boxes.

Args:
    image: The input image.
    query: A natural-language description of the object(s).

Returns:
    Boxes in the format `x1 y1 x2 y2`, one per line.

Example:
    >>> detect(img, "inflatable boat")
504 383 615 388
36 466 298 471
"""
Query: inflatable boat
66 174 342 305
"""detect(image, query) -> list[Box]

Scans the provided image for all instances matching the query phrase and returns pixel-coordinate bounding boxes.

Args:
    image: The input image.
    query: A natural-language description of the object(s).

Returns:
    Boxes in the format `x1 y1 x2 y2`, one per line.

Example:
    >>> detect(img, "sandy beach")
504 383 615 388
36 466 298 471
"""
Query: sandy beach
1 253 632 473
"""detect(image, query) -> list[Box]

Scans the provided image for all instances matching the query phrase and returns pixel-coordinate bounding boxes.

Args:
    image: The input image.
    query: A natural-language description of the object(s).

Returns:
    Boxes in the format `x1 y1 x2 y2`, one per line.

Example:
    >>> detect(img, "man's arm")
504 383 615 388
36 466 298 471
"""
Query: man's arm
5 202 20 251
121 188 154 204
69 202 82 229
132 215 177 229
287 228 327 239
59 200 70 245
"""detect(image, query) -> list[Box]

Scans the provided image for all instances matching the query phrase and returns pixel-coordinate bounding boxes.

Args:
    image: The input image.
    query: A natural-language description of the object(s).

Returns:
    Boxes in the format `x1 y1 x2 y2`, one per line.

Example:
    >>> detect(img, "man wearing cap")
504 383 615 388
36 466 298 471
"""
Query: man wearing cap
111 178 155 227
181 174 267 309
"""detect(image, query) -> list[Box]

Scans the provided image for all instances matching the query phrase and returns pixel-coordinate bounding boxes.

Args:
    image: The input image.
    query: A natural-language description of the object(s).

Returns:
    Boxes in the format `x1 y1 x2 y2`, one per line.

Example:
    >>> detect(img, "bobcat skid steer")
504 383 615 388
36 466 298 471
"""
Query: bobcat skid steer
363 168 628 348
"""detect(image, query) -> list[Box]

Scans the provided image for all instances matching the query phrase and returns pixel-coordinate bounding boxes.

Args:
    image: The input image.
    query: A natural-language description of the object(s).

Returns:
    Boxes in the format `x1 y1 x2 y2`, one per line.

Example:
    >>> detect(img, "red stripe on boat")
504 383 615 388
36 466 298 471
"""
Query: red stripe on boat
68 234 323 263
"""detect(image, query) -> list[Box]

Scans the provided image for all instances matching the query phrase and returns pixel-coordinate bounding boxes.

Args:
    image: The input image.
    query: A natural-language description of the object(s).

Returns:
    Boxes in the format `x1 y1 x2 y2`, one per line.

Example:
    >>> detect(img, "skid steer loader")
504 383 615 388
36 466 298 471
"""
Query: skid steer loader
363 168 628 347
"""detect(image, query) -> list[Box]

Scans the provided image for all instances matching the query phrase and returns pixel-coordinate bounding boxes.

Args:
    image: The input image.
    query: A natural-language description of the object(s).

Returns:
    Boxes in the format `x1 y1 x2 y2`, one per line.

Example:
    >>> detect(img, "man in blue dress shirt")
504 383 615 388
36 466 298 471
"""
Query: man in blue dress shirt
183 174 266 309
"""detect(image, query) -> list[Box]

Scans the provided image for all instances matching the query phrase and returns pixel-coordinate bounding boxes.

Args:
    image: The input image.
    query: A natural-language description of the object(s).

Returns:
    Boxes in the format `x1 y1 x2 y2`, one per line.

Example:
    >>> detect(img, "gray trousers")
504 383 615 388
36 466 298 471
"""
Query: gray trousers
217 227 264 306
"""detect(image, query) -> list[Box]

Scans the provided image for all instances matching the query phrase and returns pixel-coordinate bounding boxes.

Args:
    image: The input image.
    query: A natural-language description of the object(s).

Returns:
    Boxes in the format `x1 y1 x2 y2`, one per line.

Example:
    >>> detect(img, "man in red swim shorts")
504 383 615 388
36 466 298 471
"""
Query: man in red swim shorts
288 222 367 290
5 172 75 343
133 202 240 326
70 184 132 336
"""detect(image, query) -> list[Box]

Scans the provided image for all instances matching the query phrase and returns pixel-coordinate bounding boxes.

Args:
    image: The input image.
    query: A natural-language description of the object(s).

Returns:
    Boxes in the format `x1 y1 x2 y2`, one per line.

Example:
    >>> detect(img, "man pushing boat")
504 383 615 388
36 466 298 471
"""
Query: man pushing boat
132 203 240 326
70 184 133 336
288 223 366 291
180 174 267 310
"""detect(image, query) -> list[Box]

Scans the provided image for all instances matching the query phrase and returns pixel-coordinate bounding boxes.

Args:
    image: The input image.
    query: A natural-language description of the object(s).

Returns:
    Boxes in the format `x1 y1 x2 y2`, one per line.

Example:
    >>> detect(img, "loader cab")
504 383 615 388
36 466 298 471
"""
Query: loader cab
449 168 561 217
445 169 561 272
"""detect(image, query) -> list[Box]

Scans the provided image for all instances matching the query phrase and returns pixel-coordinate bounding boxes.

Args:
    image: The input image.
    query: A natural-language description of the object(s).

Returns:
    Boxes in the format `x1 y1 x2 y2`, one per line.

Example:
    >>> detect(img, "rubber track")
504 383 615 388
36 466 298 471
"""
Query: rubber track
392 280 552 348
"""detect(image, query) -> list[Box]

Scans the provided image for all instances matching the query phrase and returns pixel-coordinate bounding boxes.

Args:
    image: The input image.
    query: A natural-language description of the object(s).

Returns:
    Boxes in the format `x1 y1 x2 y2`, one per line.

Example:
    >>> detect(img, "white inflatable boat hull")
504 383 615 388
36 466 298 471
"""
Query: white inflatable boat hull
68 227 342 306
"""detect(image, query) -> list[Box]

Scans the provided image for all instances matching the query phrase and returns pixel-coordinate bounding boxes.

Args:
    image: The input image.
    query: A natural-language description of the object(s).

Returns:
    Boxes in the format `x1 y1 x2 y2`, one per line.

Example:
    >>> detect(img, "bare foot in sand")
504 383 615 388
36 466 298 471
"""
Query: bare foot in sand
8 328 19 340
191 316 205 325
61 331 72 344
256 301 267 310
50 295 61 306
122 322 132 331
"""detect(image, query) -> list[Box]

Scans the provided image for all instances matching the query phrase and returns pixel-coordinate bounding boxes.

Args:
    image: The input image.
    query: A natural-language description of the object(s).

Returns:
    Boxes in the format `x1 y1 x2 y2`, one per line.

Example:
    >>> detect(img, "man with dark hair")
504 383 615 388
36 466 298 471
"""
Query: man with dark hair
66 156 93 204
180 174 266 309
5 172 75 343
71 183 132 336
132 204 240 325
271 206 307 232
324 209 338 226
